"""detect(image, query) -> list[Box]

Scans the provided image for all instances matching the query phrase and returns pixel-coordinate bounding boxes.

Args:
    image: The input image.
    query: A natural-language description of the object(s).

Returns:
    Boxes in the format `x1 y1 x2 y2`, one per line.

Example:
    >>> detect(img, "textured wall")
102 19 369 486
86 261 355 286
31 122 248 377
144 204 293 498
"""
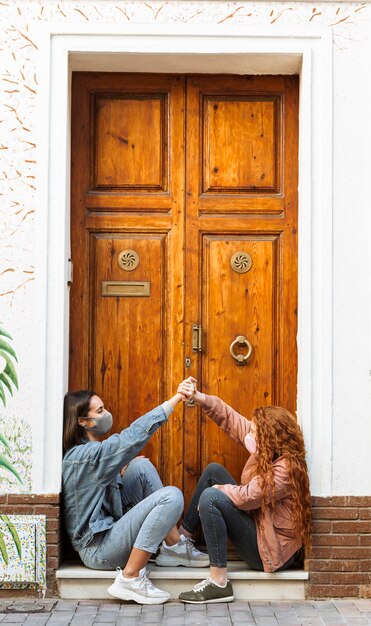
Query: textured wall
0 1 370 494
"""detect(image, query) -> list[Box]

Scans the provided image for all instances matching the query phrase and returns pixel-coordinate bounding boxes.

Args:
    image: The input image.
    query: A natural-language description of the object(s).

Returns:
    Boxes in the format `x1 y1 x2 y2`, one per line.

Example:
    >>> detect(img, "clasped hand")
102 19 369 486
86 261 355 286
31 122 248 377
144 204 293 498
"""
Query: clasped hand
177 376 197 402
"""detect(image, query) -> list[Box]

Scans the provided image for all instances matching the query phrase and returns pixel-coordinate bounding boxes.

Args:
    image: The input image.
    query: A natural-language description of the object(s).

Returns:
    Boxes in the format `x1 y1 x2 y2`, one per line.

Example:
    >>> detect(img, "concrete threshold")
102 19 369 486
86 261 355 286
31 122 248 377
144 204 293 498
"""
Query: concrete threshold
56 562 308 601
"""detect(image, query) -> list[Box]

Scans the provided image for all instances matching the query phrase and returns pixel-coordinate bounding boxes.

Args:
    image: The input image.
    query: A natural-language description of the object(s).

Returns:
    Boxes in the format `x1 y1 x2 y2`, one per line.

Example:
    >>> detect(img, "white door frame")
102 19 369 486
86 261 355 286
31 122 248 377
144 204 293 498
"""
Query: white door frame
33 23 333 495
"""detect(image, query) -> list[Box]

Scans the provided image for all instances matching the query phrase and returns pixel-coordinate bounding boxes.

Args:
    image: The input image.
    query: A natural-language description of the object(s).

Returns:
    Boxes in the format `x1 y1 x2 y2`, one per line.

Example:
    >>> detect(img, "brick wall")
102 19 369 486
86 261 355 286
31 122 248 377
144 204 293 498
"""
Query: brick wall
0 494 61 597
306 496 371 599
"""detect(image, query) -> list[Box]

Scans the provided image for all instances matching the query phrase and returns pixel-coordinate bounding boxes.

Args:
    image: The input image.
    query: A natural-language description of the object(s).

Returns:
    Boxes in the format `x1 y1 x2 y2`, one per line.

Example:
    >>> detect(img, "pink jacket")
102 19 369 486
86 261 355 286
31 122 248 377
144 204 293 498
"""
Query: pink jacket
200 394 302 572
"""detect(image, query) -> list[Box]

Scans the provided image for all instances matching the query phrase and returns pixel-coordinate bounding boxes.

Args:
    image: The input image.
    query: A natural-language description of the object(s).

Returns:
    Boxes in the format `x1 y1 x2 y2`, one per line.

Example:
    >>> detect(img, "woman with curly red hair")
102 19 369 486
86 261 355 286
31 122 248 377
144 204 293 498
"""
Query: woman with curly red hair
176 377 311 604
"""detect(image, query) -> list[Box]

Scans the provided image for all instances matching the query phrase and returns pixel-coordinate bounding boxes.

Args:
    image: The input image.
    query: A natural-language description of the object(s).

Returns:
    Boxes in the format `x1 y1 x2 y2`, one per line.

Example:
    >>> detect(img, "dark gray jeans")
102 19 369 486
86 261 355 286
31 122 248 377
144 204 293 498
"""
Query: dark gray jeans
182 462 297 570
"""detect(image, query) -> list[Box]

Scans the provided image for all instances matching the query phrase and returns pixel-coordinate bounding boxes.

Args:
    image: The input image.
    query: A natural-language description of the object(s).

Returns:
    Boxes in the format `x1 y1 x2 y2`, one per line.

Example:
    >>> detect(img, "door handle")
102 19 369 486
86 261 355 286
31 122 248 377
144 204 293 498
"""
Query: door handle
192 324 202 352
230 335 253 365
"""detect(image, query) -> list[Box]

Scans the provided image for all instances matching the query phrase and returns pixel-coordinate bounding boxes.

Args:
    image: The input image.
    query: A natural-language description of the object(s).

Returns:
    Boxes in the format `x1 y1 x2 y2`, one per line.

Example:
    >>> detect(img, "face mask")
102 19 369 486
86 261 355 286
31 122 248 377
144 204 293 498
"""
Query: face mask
82 411 113 436
244 432 257 455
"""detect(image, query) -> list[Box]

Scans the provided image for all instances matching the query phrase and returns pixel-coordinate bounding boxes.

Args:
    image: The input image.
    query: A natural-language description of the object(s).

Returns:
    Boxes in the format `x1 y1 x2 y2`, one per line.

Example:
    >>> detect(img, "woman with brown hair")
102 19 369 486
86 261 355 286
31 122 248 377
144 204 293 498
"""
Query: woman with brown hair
62 389 208 606
176 377 311 604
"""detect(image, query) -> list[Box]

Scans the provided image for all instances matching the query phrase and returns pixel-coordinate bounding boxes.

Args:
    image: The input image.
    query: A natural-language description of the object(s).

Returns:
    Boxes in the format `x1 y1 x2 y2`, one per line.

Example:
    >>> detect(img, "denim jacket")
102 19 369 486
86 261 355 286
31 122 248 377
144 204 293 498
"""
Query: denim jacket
62 402 172 552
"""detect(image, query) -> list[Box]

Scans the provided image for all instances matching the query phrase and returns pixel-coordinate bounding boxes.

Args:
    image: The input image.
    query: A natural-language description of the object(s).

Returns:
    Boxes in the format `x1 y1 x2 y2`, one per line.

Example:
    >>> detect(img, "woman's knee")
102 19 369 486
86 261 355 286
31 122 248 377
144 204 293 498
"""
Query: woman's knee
199 486 229 513
130 457 156 475
203 462 224 475
199 486 218 509
159 485 184 514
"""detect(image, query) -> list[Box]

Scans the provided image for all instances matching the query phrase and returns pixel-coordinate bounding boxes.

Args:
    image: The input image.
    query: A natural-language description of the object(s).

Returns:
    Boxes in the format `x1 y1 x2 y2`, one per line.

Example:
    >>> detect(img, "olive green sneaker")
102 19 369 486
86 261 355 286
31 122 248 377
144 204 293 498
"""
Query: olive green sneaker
179 577 234 604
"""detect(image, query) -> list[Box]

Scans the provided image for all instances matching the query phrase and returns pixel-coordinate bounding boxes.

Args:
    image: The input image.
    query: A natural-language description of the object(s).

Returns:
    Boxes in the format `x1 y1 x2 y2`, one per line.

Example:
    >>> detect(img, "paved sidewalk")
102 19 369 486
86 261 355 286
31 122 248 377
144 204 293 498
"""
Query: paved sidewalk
0 599 370 626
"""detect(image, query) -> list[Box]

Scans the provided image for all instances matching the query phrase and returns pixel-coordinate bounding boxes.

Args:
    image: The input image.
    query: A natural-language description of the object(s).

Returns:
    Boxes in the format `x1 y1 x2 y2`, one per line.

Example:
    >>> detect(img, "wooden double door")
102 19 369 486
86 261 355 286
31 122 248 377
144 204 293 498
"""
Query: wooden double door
70 73 298 506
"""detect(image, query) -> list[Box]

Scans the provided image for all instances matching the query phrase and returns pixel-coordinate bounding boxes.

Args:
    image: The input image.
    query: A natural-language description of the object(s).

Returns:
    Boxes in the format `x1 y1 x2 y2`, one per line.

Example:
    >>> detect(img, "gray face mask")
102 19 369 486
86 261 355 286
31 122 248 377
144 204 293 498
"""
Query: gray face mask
82 411 113 436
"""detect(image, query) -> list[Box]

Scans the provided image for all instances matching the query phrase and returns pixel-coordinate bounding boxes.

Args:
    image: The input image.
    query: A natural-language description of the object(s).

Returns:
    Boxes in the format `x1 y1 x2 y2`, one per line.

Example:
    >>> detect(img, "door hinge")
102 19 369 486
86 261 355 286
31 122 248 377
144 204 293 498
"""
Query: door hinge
192 324 202 352
67 258 73 286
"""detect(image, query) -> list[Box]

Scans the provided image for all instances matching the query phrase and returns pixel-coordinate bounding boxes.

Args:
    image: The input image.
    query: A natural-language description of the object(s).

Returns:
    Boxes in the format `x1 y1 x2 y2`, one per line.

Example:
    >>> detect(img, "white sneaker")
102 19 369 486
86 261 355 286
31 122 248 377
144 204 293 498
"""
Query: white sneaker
155 534 210 567
107 568 170 605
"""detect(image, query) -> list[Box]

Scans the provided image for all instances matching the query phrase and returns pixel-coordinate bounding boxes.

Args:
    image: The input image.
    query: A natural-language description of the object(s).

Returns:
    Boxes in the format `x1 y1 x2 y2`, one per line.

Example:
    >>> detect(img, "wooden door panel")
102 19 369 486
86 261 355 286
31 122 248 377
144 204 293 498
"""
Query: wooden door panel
70 73 185 490
201 236 276 481
91 233 166 469
204 96 279 193
93 94 167 190
184 75 298 506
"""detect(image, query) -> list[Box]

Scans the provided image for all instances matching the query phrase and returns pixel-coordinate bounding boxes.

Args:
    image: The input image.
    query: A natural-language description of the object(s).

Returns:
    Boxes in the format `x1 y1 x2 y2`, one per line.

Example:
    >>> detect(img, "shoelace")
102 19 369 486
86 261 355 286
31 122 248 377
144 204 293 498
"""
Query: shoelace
184 536 201 559
193 577 213 592
138 570 157 596
184 536 195 559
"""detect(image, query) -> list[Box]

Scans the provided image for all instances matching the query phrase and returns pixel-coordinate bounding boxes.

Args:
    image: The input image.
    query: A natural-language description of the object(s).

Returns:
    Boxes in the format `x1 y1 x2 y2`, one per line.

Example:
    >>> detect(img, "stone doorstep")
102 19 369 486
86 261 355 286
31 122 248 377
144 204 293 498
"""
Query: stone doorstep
56 562 308 601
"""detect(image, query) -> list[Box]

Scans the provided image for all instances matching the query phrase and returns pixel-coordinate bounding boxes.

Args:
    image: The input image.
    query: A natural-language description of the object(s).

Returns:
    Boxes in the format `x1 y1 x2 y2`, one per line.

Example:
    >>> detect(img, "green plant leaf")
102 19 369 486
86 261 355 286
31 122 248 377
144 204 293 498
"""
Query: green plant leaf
0 351 18 390
0 384 6 407
0 516 22 559
0 327 13 341
0 452 23 484
0 530 9 565
0 433 11 452
0 338 17 362
0 372 14 397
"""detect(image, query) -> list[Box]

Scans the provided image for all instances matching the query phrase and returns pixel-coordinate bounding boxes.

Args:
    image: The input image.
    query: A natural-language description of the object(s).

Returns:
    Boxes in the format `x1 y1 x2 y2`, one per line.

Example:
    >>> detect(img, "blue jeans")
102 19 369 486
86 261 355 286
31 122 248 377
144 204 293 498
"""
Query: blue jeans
79 458 183 570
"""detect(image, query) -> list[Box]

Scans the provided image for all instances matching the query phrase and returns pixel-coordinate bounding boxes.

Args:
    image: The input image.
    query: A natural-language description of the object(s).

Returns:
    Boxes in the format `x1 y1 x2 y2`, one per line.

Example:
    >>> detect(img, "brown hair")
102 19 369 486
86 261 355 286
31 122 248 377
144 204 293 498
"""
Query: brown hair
253 406 312 554
63 390 96 453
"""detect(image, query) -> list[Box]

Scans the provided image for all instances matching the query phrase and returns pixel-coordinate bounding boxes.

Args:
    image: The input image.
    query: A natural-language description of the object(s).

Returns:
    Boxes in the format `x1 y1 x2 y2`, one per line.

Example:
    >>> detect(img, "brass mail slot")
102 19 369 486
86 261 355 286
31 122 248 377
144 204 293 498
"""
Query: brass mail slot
102 281 150 297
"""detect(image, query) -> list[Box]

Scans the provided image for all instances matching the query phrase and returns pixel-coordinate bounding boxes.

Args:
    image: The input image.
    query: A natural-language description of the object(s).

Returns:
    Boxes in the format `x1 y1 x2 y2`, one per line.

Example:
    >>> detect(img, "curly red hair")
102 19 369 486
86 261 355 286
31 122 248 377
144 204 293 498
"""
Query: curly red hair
253 406 312 554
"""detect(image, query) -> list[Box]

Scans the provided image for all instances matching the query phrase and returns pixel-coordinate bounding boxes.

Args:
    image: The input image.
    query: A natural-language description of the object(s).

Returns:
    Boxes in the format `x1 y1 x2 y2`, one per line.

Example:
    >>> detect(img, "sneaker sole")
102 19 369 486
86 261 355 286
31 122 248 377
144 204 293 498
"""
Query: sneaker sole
179 595 234 604
155 556 210 567
107 584 170 605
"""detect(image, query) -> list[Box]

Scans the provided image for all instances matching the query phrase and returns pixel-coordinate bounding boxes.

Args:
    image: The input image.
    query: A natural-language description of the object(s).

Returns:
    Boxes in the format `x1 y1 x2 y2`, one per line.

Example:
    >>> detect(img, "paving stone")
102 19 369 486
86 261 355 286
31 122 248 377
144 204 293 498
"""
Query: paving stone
96 605 119 613
229 602 251 611
138 614 162 624
162 616 185 625
2 617 28 623
206 605 230 616
54 603 78 612
163 605 185 616
118 606 142 613
70 617 95 625
250 606 275 616
184 612 211 626
184 611 210 623
340 616 370 626
94 614 122 623
22 619 50 626
140 605 162 611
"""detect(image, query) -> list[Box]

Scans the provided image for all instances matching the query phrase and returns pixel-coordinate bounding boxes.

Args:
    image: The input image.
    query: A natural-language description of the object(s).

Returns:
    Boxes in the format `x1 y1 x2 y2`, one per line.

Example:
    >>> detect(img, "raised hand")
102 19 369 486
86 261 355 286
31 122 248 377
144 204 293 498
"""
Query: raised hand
177 377 196 401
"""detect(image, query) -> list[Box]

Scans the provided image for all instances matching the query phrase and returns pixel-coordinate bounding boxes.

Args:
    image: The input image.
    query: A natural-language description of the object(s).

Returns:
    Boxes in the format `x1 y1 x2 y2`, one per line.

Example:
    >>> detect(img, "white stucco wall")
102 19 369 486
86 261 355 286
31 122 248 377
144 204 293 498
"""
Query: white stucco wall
0 1 370 496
